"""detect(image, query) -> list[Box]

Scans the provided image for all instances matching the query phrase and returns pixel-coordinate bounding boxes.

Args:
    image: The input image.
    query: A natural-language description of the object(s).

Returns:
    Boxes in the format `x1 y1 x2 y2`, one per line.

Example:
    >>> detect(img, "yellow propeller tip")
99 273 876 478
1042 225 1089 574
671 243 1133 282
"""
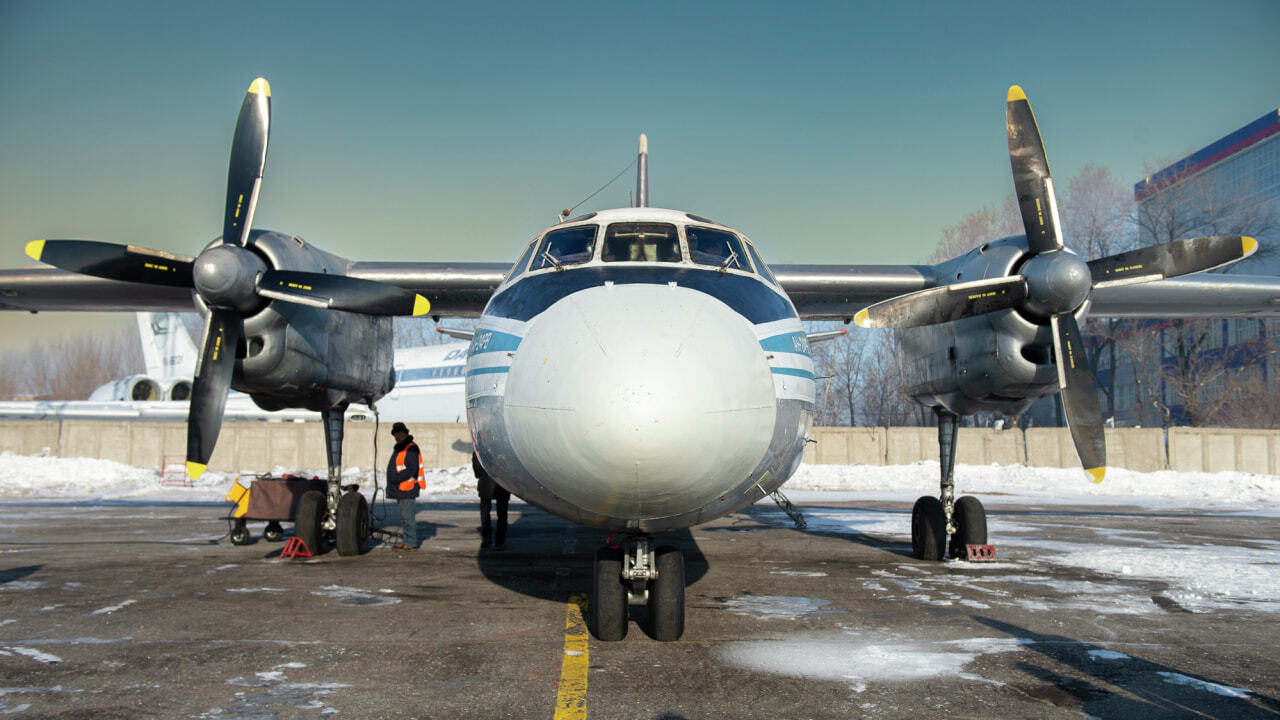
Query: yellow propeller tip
1007 85 1027 102
853 309 870 328
412 294 431 317
1086 466 1106 484
24 239 45 262
1243 236 1258 256
249 77 271 97
186 461 207 480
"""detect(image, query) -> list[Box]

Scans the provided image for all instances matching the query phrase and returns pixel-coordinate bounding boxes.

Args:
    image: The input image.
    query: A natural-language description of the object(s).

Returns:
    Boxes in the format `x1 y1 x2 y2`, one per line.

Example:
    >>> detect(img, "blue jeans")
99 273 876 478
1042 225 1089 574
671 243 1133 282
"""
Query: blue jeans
397 497 419 547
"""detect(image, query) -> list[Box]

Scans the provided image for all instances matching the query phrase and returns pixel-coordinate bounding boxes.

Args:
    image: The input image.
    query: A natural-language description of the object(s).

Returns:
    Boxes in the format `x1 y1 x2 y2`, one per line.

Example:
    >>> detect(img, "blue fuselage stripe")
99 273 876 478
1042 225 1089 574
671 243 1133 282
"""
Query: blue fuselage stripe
467 366 511 377
770 367 814 379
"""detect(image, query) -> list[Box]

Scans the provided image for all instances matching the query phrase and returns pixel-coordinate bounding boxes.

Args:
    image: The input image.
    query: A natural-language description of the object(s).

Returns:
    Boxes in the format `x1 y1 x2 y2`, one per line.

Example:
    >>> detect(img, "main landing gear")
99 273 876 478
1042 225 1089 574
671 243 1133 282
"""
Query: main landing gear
592 535 685 642
294 405 371 556
912 408 990 561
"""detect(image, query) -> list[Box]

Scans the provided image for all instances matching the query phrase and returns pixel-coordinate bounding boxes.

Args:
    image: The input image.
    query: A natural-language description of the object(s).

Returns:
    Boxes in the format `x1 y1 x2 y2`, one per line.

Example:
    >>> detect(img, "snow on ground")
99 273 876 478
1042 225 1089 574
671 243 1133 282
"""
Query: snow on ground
2 451 1278 512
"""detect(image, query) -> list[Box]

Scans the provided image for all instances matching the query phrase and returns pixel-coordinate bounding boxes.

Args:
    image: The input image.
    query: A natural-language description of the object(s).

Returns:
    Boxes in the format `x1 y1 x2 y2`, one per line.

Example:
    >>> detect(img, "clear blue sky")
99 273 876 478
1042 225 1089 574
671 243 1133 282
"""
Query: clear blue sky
2 0 1278 342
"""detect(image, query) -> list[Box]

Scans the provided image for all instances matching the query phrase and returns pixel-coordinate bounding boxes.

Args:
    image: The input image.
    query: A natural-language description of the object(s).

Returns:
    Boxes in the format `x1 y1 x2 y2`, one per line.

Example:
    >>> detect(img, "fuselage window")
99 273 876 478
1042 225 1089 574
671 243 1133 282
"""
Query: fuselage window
744 242 777 285
688 226 749 271
532 225 597 270
602 222 682 263
505 239 540 284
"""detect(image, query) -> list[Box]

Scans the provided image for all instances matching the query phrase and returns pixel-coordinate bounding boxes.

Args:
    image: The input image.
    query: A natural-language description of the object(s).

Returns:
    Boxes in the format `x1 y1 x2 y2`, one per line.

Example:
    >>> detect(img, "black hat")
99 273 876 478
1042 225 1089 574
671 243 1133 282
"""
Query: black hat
390 422 410 436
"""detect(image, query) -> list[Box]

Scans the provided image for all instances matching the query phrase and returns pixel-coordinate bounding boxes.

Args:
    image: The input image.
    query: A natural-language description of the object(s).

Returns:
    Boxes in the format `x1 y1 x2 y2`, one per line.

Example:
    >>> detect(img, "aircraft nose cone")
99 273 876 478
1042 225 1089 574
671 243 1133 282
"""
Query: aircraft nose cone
502 284 778 521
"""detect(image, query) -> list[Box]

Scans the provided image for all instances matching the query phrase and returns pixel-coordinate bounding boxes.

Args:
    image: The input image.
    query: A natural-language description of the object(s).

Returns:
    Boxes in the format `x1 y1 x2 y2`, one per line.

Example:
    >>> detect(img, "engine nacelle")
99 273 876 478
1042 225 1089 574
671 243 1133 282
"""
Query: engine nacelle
88 375 163 402
165 380 192 401
896 236 1087 417
194 230 396 411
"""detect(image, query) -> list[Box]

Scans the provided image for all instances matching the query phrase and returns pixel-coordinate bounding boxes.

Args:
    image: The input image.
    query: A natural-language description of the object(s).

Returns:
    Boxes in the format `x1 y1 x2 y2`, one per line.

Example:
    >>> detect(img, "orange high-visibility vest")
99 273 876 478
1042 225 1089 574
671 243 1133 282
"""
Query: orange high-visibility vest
396 443 426 491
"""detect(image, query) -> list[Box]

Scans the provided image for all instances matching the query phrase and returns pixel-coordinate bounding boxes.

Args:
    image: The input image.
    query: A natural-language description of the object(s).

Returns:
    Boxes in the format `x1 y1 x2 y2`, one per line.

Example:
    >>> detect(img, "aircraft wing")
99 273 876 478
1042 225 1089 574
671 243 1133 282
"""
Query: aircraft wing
0 262 509 316
0 267 195 312
1090 274 1280 318
772 264 934 320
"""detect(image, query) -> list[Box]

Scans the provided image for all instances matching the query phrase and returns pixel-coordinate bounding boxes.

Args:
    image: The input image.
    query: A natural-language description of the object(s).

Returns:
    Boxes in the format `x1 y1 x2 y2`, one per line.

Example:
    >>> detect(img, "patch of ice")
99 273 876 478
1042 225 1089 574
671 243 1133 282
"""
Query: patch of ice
89 599 135 616
1088 649 1131 661
769 570 827 577
719 633 1025 692
310 585 400 607
715 594 845 620
1157 672 1252 698
5 647 61 664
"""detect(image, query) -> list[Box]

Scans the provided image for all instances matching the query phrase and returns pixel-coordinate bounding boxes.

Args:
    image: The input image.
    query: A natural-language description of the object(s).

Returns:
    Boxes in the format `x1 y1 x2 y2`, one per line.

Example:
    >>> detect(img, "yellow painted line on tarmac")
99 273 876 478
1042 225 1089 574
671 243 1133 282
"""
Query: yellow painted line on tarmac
553 593 589 719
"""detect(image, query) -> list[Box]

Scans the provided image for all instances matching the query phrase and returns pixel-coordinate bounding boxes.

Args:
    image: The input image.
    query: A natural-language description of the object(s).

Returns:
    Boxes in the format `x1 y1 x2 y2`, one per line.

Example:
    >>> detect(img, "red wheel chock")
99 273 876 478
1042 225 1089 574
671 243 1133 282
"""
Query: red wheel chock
281 537 313 559
965 544 996 562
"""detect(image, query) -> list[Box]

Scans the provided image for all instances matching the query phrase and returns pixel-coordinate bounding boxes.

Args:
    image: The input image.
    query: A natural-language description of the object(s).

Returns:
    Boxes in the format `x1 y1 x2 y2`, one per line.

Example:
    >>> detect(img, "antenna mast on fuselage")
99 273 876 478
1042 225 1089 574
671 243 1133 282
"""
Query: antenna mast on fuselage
635 133 648 208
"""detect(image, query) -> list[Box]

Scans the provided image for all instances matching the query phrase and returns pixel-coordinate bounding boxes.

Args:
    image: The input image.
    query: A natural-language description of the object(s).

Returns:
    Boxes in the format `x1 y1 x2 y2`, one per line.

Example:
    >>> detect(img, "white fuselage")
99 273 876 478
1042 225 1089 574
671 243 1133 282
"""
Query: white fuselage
466 208 815 532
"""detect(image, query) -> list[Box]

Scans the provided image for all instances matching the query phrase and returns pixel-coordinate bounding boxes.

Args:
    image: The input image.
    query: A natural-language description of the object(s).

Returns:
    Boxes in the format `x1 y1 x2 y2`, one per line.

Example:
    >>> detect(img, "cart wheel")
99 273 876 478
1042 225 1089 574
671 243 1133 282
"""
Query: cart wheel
264 521 284 543
230 519 250 546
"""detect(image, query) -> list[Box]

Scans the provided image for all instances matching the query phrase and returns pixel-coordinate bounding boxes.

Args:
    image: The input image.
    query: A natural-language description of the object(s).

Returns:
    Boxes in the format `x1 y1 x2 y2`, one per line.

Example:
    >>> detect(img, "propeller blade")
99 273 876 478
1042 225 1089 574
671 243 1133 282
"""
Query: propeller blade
257 270 431 316
222 78 271 248
1089 235 1257 288
24 239 194 287
1007 85 1064 254
854 276 1028 328
1050 313 1106 483
186 309 241 479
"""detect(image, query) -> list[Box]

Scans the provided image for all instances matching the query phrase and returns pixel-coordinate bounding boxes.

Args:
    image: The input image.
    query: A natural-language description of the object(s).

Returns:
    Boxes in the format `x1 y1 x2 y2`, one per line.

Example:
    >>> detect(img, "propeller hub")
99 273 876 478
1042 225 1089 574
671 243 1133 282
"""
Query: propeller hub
1022 250 1090 318
193 244 267 312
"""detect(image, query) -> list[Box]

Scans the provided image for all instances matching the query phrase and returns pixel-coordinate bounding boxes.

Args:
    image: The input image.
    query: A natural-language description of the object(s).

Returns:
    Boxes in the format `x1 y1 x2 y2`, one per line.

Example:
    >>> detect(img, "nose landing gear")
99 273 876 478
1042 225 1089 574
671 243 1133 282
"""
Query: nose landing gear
591 535 686 642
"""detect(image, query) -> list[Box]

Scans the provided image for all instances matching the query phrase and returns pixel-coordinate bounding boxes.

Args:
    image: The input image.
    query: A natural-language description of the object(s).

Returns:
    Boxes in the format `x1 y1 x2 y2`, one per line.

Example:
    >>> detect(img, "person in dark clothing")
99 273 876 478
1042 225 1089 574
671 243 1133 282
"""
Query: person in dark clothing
473 453 510 550
386 422 424 551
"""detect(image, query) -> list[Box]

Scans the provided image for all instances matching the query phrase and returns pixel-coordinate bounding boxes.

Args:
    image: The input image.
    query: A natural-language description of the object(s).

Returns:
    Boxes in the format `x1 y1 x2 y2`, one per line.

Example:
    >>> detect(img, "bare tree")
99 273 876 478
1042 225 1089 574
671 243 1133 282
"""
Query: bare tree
0 325 143 400
928 197 1021 263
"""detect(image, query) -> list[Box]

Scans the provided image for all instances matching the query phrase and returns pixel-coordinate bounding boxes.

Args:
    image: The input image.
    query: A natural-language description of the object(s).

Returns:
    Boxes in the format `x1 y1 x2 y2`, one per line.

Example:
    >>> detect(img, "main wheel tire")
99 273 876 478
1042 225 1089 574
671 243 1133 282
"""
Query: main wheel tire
294 490 327 555
592 547 628 642
648 546 685 642
911 496 946 561
230 519 250 546
335 492 371 556
263 521 284 542
949 495 988 559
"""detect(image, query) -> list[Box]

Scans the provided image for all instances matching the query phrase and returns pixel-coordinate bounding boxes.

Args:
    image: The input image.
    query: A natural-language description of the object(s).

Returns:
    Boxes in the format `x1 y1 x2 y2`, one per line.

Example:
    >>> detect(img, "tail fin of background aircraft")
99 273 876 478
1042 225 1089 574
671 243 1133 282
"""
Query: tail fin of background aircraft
635 133 648 208
136 312 198 380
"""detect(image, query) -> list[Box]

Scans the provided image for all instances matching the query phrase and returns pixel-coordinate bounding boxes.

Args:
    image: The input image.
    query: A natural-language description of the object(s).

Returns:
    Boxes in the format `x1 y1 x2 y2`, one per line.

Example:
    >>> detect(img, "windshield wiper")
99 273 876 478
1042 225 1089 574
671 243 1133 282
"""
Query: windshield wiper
718 245 740 274
541 249 565 272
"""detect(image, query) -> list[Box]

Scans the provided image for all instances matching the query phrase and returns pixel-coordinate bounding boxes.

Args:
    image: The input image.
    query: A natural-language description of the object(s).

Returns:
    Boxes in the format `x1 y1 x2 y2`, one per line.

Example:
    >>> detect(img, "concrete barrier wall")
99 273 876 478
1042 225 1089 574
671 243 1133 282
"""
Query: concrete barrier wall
1168 427 1280 474
0 420 472 473
2 419 1278 474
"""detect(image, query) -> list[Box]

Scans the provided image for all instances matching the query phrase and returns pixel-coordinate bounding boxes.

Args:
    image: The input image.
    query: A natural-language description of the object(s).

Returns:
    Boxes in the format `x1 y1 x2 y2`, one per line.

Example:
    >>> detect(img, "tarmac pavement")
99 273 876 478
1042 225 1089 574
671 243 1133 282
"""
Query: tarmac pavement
0 496 1277 719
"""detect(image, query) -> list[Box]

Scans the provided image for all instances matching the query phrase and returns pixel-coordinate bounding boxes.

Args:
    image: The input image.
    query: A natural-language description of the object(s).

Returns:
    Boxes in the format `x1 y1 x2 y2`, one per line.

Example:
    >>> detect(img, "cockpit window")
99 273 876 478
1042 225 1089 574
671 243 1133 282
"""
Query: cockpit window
744 242 777 285
532 225 597 271
688 226 749 271
602 223 682 263
505 239 539 284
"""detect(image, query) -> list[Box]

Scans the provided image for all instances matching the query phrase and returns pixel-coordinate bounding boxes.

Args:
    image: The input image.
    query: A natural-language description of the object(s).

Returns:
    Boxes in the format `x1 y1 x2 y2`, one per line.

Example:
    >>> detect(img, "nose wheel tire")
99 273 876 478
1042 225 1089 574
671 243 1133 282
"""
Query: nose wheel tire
335 492 371 556
948 495 988 559
592 547 628 641
648 546 685 641
294 490 328 555
912 496 946 561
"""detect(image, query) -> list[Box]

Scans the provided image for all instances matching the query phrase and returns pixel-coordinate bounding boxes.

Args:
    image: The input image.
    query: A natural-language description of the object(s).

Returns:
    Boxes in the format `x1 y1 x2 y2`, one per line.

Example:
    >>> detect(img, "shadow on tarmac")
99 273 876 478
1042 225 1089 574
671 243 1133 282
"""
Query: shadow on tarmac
976 617 1280 719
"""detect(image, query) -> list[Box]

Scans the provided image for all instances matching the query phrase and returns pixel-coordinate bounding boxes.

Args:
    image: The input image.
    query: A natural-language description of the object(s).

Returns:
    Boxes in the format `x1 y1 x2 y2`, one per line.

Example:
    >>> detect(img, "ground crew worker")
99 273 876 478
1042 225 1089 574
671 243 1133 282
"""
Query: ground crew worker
386 422 424 551
473 452 510 550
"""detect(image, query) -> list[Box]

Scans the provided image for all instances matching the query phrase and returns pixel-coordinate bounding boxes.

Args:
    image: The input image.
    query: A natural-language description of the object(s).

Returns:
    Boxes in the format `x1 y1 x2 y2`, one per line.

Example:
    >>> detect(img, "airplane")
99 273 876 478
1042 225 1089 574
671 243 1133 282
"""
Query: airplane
3 78 1278 642
0 309 471 423
88 311 199 402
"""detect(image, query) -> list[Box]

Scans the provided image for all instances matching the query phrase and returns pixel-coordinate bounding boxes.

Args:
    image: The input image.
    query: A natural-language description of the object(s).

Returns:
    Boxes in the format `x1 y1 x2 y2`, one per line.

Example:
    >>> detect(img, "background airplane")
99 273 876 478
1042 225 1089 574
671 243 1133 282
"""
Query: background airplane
3 79 1278 641
0 310 469 423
